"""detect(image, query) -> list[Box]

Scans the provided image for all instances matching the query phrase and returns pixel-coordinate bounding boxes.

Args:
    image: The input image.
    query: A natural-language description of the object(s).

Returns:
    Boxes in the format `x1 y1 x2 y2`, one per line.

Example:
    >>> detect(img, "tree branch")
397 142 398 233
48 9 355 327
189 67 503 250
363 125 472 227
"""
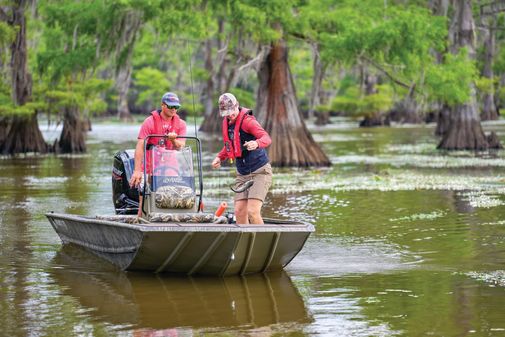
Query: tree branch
237 45 270 73
361 56 411 89
0 8 10 22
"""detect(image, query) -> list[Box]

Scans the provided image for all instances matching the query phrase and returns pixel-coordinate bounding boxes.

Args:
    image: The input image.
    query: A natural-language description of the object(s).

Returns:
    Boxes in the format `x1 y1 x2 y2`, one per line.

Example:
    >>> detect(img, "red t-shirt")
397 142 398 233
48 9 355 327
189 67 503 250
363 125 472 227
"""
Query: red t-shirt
138 113 187 143
138 112 187 173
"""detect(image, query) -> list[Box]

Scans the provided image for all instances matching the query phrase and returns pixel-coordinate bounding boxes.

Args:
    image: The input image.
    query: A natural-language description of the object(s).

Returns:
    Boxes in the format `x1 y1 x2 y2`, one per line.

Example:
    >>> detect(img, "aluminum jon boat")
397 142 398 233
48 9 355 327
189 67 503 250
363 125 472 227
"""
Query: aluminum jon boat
46 212 313 276
46 136 314 276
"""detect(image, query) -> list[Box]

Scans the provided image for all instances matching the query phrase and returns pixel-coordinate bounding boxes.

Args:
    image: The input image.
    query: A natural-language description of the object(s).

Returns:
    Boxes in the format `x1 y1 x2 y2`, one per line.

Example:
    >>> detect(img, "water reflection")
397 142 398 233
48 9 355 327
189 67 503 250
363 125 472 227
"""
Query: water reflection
50 245 311 332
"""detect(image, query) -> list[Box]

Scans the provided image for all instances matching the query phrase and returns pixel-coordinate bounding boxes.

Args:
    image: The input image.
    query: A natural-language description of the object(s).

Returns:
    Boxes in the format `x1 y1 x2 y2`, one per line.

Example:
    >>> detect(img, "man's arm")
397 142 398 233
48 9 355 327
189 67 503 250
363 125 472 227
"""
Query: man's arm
242 118 271 149
167 132 185 149
129 139 144 187
167 120 187 149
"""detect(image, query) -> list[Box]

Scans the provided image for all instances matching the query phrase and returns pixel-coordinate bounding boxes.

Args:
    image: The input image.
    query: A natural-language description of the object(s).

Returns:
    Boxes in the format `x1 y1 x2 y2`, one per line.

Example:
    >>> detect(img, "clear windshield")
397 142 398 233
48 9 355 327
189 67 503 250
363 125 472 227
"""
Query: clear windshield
150 146 195 192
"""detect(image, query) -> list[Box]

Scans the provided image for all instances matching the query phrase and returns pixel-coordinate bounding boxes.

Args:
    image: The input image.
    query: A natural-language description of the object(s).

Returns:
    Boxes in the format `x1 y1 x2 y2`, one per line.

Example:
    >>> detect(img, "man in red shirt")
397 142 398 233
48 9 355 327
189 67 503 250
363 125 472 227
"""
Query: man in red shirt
129 92 187 216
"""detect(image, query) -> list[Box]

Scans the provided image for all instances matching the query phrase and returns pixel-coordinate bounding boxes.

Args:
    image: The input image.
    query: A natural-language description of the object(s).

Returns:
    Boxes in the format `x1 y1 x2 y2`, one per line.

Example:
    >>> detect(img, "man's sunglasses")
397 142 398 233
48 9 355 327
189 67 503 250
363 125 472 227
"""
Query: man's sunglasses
165 104 179 110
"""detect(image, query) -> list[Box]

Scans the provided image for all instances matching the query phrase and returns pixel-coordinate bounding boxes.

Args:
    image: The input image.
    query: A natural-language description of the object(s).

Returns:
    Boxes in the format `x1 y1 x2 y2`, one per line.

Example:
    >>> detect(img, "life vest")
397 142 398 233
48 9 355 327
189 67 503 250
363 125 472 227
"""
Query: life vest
147 110 183 149
221 108 251 160
221 108 269 175
145 110 183 174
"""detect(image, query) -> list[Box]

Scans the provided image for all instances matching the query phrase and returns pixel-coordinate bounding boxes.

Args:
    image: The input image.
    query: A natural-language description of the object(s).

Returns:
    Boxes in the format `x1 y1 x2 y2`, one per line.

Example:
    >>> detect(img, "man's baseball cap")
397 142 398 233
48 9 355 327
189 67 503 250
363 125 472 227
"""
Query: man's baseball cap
161 92 181 108
218 93 239 117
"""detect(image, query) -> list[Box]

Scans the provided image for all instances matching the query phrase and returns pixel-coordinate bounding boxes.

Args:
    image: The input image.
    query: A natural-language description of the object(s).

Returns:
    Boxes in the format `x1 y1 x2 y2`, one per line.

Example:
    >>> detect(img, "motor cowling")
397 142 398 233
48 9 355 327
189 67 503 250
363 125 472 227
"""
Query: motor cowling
112 149 139 214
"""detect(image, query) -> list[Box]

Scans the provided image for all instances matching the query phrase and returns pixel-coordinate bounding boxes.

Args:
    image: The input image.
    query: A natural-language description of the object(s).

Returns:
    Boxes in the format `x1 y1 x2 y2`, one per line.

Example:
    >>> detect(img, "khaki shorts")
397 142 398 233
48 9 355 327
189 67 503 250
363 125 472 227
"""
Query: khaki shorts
234 163 273 202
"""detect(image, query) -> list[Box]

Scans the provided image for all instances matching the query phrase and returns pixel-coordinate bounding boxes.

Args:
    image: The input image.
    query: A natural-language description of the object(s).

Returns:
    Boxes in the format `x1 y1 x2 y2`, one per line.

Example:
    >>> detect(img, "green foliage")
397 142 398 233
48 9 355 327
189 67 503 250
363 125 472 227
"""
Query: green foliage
38 77 112 117
290 44 313 106
475 76 495 95
0 21 15 48
231 1 281 42
134 67 170 107
0 101 46 117
37 1 105 81
425 50 478 105
296 0 450 110
230 87 255 109
493 46 505 75
331 84 394 117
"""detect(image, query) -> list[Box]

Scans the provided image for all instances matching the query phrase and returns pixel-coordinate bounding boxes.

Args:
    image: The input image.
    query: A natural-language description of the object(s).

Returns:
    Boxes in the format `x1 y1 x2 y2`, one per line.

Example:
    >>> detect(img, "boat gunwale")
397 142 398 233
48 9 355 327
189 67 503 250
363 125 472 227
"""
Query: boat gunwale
45 212 315 233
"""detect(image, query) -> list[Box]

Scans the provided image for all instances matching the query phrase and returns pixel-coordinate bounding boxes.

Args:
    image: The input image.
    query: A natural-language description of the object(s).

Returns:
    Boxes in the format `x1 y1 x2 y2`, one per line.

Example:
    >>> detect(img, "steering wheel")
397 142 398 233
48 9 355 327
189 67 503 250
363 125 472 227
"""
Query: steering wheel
153 165 180 176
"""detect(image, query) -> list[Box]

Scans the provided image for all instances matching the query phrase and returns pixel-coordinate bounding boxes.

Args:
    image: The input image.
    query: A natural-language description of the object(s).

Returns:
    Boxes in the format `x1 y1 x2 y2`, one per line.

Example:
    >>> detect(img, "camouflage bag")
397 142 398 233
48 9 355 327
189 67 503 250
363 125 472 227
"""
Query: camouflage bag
155 185 195 209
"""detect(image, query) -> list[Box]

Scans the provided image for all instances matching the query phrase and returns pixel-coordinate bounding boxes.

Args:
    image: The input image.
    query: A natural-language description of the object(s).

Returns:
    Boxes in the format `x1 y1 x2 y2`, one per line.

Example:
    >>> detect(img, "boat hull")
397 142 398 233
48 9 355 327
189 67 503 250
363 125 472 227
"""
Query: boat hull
46 212 314 276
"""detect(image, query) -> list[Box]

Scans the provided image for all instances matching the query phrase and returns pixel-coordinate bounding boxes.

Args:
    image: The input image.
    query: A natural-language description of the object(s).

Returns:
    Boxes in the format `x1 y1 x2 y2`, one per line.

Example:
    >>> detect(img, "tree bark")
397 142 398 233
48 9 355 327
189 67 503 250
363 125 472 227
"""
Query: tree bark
435 104 451 136
199 19 231 133
480 15 498 120
56 107 87 153
199 37 222 133
10 1 31 106
116 61 134 122
0 115 47 155
308 42 324 120
438 0 491 150
388 85 422 124
115 10 142 122
0 1 48 155
437 101 488 150
256 39 330 167
359 71 390 127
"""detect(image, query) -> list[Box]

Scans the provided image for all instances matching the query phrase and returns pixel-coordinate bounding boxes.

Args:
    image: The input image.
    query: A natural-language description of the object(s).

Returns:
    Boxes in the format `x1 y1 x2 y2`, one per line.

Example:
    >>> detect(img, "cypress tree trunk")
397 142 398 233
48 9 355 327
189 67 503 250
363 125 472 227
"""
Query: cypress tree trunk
438 0 491 150
115 10 142 122
199 37 221 133
359 72 390 127
200 20 229 133
388 85 422 124
56 107 87 153
256 38 330 167
480 16 498 121
309 43 325 121
435 104 451 136
116 63 134 122
0 115 47 155
0 0 48 155
437 100 488 150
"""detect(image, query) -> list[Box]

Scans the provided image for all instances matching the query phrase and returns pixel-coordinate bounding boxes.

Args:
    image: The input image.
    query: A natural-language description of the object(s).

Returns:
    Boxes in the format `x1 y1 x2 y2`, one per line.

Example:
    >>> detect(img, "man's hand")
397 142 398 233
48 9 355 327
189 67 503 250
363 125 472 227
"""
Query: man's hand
130 170 143 188
211 157 221 169
244 140 258 151
167 132 184 149
167 132 177 140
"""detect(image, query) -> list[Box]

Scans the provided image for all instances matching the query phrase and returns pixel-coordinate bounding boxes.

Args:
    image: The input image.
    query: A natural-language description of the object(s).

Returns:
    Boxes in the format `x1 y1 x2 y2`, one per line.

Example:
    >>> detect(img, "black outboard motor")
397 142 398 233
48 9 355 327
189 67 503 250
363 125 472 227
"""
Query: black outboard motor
112 149 139 214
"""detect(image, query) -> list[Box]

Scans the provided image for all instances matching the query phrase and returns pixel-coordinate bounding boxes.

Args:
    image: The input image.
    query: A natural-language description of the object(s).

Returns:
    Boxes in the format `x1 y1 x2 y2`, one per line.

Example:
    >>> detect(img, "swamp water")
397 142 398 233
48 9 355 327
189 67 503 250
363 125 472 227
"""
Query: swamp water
1 119 505 336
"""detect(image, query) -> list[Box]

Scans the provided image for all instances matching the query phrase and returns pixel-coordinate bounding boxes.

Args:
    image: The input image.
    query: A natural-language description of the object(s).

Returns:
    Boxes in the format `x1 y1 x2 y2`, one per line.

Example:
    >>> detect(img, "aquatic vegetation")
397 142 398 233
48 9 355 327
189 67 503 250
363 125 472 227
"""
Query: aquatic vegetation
457 191 505 208
386 143 440 154
467 270 505 287
389 211 446 223
332 154 505 169
272 170 503 192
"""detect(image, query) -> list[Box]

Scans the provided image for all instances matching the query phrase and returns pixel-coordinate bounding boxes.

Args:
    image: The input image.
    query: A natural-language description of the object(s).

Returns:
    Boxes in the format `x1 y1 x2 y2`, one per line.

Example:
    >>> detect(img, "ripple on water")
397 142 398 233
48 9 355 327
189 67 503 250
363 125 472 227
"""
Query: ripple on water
304 295 401 337
287 237 420 276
